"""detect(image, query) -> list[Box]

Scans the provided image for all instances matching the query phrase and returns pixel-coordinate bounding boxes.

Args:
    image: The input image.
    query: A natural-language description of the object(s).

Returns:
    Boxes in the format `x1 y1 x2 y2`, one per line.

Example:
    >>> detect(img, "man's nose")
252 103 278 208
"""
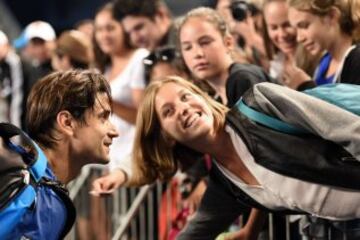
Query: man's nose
109 122 119 138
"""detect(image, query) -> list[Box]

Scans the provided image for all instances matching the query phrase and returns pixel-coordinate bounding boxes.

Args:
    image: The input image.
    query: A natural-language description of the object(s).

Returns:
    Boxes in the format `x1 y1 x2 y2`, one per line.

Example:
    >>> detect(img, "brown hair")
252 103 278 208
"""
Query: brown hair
26 70 112 148
55 30 93 68
93 2 133 73
130 76 228 186
288 0 360 42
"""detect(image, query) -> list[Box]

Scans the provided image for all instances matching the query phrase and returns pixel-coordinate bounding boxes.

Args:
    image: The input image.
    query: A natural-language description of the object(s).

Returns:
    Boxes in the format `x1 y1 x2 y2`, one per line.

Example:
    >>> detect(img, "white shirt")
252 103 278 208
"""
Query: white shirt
215 125 360 220
105 48 149 174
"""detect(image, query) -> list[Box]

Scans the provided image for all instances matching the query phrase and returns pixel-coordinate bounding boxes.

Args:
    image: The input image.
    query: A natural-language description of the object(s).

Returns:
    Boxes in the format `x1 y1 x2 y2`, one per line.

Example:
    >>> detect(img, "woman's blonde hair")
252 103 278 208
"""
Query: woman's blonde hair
130 76 228 186
287 0 360 42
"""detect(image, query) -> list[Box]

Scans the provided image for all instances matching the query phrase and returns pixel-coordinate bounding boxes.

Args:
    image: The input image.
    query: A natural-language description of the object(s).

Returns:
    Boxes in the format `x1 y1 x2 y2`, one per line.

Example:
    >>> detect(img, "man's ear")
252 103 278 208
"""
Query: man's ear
56 110 76 136
155 5 170 23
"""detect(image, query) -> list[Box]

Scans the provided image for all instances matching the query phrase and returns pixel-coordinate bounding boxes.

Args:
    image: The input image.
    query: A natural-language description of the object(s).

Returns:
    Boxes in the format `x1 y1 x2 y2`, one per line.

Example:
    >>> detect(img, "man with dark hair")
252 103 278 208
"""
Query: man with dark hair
27 70 118 178
113 0 174 50
5 70 118 239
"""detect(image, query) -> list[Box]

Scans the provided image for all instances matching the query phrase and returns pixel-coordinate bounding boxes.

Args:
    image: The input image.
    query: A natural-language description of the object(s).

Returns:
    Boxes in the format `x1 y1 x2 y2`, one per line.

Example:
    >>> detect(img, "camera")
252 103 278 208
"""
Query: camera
230 0 249 22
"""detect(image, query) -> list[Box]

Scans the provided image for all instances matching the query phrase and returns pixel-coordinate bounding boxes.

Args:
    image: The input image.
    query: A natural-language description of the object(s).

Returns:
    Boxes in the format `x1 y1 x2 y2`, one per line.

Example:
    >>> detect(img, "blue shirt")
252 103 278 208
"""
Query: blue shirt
314 52 335 85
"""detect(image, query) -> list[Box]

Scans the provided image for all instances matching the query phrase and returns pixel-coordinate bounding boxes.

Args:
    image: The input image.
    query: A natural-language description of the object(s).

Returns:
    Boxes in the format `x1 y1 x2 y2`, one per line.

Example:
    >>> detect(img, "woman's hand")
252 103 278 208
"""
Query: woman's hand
183 179 207 215
283 55 312 89
90 169 127 196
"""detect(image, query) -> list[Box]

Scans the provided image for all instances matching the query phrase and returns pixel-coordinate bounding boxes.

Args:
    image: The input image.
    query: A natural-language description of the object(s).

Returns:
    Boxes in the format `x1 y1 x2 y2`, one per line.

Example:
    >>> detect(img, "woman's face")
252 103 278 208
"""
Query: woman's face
155 82 214 145
94 10 124 55
264 1 297 54
180 17 232 81
288 7 331 55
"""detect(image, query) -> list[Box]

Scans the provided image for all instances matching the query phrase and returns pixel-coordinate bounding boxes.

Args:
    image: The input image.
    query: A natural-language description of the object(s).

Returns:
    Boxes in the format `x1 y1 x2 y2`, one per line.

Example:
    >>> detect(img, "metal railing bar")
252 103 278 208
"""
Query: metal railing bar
112 184 153 240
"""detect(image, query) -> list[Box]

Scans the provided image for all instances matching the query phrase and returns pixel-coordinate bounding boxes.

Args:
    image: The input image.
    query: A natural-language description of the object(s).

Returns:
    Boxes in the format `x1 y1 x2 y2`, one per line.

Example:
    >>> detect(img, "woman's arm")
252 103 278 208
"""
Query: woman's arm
223 208 266 240
112 89 144 124
178 177 248 240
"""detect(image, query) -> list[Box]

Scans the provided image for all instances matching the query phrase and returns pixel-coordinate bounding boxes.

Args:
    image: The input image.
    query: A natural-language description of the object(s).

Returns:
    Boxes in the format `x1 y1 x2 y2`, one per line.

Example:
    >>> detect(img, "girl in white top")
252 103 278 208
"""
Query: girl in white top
91 3 148 192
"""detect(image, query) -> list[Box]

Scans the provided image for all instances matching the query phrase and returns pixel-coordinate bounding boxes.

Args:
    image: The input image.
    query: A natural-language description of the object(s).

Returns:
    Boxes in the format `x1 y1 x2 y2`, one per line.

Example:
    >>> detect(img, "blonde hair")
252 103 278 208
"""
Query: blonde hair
288 0 360 42
130 76 228 186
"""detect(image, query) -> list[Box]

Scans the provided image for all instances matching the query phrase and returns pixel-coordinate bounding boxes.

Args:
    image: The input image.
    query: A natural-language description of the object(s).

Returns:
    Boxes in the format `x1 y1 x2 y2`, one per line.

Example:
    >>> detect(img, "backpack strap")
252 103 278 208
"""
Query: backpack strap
237 99 309 135
41 178 77 238
0 123 47 182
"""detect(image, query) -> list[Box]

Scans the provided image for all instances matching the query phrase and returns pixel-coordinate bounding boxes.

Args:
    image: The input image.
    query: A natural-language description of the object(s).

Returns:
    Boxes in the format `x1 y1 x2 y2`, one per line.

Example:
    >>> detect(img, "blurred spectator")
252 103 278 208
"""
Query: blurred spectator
215 0 269 69
262 0 320 83
12 21 57 129
13 21 55 76
52 30 93 71
0 30 22 127
75 19 95 40
143 45 188 84
92 2 148 192
112 0 175 51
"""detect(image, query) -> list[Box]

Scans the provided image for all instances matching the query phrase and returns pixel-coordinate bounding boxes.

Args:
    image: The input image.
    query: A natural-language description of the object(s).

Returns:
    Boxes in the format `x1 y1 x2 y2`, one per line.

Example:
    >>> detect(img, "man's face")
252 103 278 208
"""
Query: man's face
23 38 52 64
122 15 162 50
72 93 118 165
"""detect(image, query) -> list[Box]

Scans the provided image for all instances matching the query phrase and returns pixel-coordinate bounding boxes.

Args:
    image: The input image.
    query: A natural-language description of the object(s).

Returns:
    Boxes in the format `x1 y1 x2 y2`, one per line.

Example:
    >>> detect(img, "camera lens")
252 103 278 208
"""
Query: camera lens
231 0 248 22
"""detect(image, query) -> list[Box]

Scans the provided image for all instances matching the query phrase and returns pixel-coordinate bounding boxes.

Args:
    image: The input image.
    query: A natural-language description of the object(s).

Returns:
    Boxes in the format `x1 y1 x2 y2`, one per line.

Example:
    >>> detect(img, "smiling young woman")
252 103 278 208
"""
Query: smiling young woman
284 0 360 88
131 75 360 239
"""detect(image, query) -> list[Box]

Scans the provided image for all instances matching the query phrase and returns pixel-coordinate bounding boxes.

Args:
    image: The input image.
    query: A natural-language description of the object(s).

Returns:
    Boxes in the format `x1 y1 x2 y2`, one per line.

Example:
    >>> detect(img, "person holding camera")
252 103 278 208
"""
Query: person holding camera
216 0 269 69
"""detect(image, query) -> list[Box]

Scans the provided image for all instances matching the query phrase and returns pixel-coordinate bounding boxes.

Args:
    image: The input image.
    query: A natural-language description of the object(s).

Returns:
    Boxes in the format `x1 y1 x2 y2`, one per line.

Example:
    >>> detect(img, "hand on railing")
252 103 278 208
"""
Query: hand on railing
182 179 207 215
90 169 127 196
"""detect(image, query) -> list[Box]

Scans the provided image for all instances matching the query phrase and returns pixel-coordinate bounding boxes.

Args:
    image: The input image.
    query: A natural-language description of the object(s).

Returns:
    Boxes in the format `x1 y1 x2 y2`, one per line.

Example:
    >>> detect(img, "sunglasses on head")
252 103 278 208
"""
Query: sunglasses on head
143 46 179 66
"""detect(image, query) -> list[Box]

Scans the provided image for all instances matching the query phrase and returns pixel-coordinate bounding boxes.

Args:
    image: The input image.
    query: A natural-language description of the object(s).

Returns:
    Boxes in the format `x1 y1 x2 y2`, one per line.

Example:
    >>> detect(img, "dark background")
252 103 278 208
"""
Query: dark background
4 0 214 35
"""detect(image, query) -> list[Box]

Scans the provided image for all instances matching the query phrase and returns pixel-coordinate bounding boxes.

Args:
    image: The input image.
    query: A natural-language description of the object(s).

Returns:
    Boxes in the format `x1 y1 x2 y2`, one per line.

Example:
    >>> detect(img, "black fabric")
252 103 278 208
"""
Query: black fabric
21 59 48 130
340 44 360 85
0 60 12 106
226 63 278 107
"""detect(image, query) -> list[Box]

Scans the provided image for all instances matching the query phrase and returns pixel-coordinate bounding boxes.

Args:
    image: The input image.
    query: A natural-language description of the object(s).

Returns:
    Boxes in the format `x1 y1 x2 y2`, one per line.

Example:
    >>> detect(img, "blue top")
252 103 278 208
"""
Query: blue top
314 52 335 85
6 165 67 240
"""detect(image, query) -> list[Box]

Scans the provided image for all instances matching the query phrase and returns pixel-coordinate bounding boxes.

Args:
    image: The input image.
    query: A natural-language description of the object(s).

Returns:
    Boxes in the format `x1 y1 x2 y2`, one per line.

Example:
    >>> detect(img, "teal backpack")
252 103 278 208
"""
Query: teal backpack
238 83 360 135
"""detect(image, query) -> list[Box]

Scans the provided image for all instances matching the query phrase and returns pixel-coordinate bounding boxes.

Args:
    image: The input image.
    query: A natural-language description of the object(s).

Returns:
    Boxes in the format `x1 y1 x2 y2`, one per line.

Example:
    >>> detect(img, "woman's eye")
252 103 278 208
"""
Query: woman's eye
163 108 172 117
199 39 212 46
181 93 190 101
182 44 192 51
298 22 309 29
269 25 278 31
